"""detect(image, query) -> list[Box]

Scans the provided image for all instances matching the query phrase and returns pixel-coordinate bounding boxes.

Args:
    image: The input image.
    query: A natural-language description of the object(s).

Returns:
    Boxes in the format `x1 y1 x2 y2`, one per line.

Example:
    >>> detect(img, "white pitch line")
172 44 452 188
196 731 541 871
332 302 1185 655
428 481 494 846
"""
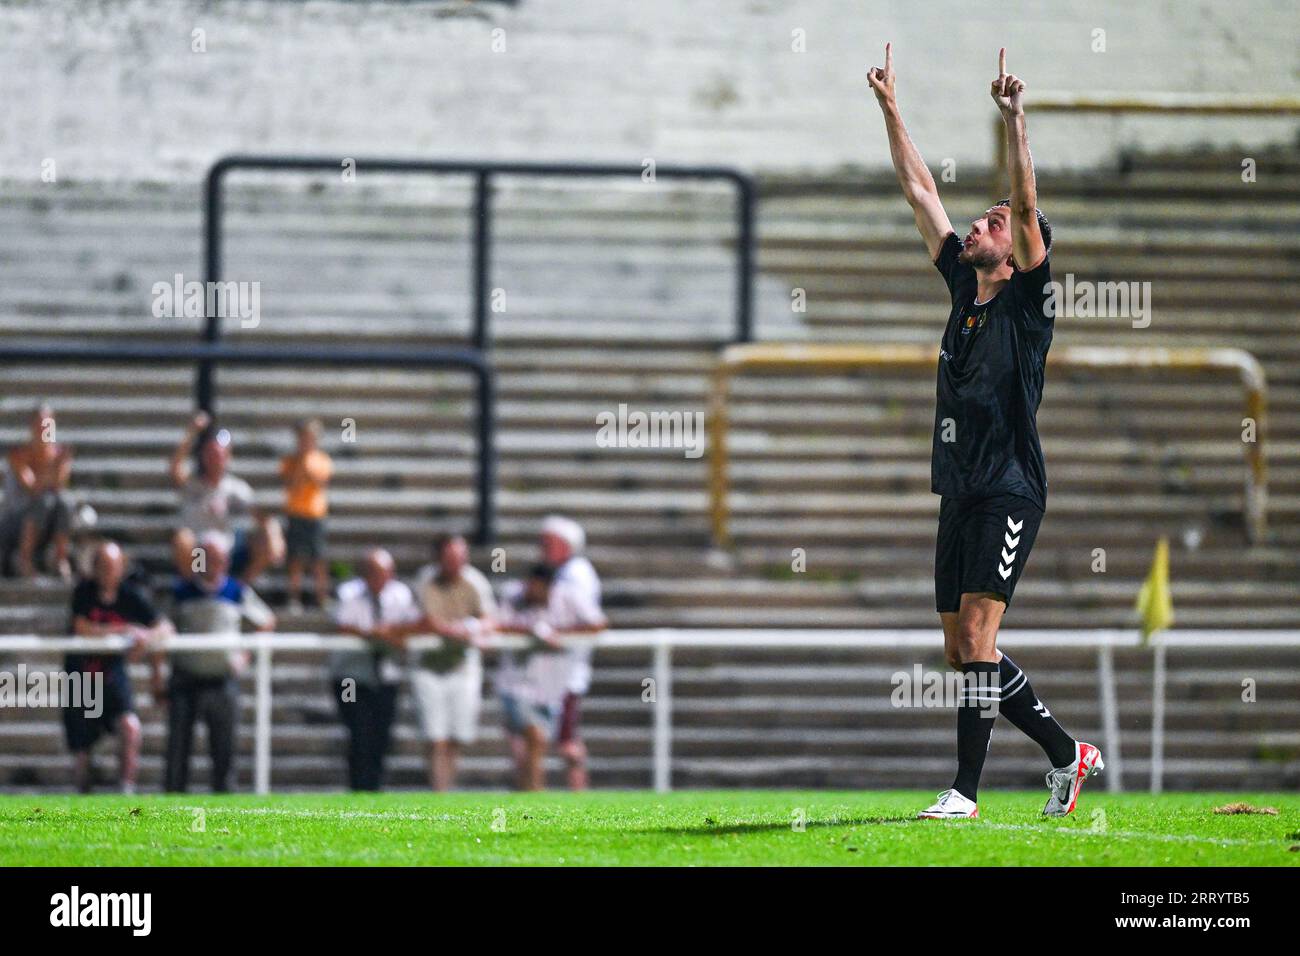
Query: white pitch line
966 820 1286 848
165 806 443 822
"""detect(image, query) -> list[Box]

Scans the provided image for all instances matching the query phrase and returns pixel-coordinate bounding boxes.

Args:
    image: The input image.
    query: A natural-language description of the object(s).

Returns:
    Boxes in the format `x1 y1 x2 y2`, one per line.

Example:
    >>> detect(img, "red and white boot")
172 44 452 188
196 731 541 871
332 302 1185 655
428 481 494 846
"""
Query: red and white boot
1042 741 1104 817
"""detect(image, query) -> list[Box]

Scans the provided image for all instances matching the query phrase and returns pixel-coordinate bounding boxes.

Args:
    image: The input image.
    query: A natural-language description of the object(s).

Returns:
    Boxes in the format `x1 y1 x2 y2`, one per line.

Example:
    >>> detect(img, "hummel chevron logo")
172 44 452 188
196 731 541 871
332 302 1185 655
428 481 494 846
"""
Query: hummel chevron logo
998 515 1022 579
1033 699 1052 718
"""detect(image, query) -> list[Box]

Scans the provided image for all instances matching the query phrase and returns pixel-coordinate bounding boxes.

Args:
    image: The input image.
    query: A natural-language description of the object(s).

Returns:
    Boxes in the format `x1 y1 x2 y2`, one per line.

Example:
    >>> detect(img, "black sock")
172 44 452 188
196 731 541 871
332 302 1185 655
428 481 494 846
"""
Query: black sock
950 661 999 802
997 653 1076 768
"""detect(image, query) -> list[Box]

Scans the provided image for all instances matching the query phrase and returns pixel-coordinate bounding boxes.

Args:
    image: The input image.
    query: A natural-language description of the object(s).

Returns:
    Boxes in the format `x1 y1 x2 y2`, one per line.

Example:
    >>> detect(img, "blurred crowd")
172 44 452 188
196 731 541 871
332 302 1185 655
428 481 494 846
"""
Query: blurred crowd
4 407 607 793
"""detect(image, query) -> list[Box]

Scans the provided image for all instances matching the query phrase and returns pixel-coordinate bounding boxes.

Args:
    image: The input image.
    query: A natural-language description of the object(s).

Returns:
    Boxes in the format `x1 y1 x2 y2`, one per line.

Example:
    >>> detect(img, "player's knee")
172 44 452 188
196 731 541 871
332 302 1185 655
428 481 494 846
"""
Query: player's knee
559 740 585 763
119 713 142 743
944 649 963 671
954 621 993 663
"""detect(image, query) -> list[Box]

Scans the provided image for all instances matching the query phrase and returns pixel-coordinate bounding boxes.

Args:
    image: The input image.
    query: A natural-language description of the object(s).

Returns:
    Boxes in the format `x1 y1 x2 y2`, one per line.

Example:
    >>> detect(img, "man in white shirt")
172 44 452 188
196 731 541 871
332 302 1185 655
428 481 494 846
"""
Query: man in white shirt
496 564 605 790
539 516 607 790
331 548 419 791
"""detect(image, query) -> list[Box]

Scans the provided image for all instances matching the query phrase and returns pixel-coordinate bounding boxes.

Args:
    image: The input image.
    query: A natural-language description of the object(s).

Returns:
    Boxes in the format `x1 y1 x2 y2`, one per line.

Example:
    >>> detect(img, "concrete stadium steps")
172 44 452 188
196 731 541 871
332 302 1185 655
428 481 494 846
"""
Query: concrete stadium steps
758 155 1300 372
1 646 1295 792
0 177 792 345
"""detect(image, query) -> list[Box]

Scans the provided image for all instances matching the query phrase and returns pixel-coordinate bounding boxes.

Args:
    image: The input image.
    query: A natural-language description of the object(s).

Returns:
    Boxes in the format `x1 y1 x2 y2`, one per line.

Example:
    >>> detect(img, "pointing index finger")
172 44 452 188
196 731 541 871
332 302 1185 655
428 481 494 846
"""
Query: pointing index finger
998 47 1007 76
885 42 892 71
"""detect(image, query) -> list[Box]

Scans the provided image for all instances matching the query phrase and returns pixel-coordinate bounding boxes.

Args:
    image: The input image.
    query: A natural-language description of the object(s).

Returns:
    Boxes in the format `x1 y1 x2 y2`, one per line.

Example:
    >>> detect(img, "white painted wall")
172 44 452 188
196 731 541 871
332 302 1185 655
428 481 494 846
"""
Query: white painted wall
1 0 1295 183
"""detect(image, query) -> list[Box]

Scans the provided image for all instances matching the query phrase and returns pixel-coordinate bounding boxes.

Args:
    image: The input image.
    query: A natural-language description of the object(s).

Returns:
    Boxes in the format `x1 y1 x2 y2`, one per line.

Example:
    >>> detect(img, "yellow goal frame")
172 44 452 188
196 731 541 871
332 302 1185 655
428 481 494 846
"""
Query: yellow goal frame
707 342 1267 548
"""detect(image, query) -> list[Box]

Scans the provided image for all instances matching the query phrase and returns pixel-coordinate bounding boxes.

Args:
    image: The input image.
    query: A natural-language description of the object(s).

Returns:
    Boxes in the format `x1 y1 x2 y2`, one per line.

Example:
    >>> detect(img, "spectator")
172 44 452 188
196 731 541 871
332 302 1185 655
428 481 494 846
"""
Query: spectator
280 418 333 614
330 548 418 791
163 532 276 793
409 534 495 791
4 402 75 579
538 515 607 791
169 411 284 585
65 540 172 794
494 565 572 791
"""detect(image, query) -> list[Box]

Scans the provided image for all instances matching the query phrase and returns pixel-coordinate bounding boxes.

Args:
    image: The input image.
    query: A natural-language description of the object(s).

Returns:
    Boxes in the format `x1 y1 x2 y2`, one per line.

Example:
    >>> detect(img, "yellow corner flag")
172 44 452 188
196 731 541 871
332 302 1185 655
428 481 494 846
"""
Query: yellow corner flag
1136 536 1174 644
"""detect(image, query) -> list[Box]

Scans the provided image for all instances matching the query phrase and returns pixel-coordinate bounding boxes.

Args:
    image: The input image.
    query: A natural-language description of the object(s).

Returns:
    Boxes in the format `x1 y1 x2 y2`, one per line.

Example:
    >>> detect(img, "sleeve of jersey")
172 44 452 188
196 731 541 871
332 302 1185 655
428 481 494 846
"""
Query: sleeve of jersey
239 586 276 629
132 589 161 627
467 565 498 616
231 478 255 514
1010 254 1055 334
932 232 965 297
333 592 360 629
400 584 425 624
552 580 605 629
69 582 91 619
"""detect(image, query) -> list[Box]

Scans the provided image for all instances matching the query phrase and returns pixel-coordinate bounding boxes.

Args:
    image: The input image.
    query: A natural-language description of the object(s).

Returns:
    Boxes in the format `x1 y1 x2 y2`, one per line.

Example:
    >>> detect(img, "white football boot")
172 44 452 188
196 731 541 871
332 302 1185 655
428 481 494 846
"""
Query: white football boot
1042 741 1104 817
917 788 979 819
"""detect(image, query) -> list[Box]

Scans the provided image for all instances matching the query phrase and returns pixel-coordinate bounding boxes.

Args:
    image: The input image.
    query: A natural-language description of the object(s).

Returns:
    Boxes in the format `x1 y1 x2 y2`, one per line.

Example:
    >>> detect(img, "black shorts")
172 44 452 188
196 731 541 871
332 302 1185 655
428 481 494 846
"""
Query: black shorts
286 515 327 561
935 493 1044 613
62 661 134 752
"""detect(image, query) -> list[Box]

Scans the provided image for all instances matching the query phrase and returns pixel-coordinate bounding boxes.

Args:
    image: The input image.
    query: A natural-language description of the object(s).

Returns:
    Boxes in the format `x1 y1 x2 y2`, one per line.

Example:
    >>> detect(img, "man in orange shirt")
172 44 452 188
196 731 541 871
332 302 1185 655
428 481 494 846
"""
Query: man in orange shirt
280 419 333 613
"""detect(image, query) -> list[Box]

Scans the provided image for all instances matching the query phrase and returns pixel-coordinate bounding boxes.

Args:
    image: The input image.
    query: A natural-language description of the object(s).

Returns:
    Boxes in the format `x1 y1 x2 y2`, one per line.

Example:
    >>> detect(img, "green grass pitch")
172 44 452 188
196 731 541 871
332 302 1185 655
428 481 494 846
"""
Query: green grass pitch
2 790 1298 866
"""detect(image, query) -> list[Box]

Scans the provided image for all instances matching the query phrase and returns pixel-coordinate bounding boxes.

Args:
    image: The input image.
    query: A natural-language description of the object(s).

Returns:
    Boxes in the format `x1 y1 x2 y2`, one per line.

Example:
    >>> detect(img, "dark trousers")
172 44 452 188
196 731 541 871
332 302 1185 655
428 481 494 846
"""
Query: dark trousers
335 679 398 791
164 673 240 793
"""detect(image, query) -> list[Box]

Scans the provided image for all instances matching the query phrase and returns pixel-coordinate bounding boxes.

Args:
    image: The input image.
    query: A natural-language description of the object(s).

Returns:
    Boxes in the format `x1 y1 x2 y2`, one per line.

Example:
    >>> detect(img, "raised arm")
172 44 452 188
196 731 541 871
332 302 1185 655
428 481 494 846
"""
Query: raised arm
169 412 209 488
868 43 953 261
991 48 1046 270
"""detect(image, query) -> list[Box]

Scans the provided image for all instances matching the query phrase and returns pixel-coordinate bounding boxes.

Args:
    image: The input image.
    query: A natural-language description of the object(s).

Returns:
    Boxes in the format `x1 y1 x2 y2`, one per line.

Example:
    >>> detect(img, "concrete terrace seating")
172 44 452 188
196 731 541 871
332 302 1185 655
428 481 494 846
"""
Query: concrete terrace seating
0 146 1297 790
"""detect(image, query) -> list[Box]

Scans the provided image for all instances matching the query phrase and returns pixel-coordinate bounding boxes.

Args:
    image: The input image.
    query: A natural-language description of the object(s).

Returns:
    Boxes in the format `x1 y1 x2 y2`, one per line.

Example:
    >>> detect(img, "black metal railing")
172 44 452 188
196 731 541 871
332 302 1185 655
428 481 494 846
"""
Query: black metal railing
0 341 496 544
201 155 757 404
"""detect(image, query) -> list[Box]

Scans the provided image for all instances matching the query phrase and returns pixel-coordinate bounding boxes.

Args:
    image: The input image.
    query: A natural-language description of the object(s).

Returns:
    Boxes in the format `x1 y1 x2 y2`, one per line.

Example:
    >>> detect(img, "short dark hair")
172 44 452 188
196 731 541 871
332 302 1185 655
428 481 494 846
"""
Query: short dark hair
995 199 1052 255
432 532 465 558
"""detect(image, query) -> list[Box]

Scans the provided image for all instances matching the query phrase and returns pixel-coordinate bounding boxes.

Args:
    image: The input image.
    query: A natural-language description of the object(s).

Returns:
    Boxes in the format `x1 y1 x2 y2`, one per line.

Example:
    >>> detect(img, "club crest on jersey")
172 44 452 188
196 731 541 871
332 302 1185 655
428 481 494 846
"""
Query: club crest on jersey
961 310 988 336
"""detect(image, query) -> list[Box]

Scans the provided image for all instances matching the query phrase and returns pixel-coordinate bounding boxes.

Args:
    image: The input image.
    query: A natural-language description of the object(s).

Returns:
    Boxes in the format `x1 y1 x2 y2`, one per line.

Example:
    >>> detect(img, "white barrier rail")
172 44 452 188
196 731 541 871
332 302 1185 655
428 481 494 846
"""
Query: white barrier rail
2 628 1296 794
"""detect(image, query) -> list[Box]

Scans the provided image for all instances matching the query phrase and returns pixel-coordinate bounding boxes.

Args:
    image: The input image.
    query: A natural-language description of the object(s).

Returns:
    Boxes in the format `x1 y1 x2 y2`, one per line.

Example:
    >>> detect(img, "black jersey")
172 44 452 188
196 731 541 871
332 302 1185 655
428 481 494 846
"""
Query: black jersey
66 579 159 674
931 232 1053 509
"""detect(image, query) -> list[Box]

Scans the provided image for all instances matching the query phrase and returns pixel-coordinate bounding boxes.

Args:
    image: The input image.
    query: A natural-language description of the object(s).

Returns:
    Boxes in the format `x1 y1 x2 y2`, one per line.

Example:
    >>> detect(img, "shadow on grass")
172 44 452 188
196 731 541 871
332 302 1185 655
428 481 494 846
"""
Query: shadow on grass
639 815 916 837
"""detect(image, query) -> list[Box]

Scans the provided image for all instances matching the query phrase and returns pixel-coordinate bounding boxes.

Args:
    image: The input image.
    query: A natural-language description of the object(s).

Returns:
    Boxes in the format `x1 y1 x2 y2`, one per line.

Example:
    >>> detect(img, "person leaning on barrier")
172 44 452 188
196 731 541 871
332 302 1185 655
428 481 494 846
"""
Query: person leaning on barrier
538 515 607 791
330 548 421 792
408 533 496 792
494 565 594 792
161 531 276 793
65 540 173 794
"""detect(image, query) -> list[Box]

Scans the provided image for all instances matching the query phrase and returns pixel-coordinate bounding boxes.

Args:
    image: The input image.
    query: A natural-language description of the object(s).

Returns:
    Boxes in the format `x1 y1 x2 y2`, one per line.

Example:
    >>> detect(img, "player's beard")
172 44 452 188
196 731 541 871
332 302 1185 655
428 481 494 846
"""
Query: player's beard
958 245 1007 270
